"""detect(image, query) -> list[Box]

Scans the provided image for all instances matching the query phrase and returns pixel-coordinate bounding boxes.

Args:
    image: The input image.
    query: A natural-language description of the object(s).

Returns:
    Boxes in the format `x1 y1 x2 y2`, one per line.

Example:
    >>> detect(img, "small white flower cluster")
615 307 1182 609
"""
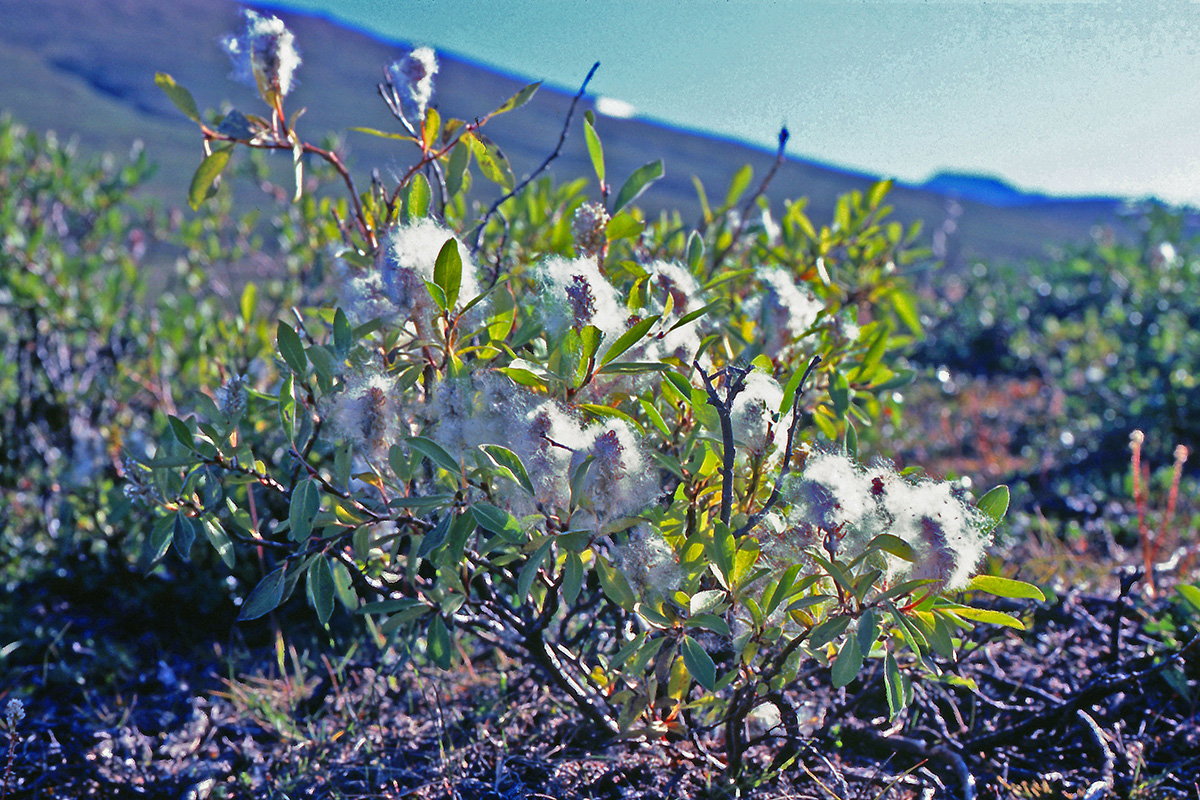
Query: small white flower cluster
341 220 481 338
743 267 824 356
572 201 610 258
220 10 301 98
387 47 439 123
765 451 991 592
214 373 248 420
4 698 24 729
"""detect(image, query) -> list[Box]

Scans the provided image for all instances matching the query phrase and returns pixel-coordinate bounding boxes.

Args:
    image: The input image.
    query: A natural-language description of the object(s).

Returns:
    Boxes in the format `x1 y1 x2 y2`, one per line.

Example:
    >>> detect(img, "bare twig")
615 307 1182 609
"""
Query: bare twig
710 126 790 270
694 361 750 525
470 62 600 255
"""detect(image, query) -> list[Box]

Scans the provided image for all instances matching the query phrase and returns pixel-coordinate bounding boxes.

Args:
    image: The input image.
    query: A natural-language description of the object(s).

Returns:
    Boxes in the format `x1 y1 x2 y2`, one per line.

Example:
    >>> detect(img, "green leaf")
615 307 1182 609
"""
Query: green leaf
239 566 287 621
605 211 644 242
492 81 542 115
946 606 1026 630
844 419 858 458
405 173 432 221
466 131 514 191
188 146 232 210
407 436 461 475
201 518 235 568
518 539 554 600
976 485 1010 528
349 126 418 142
686 231 704 271
868 178 893 210
884 650 907 719
173 512 196 561
869 533 916 562
239 282 257 327
966 574 1044 601
707 522 736 589
307 557 336 625
168 415 193 450
480 444 535 496
278 373 296 441
613 159 664 213
289 479 321 543
433 238 463 310
891 290 922 335
1178 583 1200 614
584 116 605 184
155 72 201 122
599 315 660 367
830 371 850 419
724 164 753 209
596 559 636 610
427 615 452 669
563 551 584 604
416 514 452 558
831 633 863 688
808 614 852 648
681 635 717 691
277 321 307 375
333 307 352 354
471 503 523 542
445 140 471 197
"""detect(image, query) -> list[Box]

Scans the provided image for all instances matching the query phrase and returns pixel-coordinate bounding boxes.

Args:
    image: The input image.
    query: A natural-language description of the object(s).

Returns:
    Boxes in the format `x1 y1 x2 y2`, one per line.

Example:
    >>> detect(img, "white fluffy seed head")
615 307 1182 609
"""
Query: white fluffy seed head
387 47 439 122
220 10 301 98
730 371 786 456
534 256 627 343
744 268 824 355
378 220 481 337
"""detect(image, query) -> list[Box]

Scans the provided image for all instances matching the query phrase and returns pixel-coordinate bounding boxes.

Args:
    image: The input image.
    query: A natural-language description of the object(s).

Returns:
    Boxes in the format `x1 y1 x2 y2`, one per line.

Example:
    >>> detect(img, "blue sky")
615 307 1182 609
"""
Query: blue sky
264 1 1200 206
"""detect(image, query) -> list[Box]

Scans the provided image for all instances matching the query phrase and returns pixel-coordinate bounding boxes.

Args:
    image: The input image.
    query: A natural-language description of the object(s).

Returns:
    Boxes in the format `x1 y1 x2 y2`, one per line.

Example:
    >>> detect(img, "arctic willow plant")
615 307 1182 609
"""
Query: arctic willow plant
144 9 1042 777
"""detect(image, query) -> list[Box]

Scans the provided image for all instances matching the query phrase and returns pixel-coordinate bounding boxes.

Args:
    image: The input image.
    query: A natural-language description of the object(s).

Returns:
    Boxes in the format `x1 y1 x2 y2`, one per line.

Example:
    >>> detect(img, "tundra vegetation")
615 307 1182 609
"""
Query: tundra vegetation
1 10 1197 798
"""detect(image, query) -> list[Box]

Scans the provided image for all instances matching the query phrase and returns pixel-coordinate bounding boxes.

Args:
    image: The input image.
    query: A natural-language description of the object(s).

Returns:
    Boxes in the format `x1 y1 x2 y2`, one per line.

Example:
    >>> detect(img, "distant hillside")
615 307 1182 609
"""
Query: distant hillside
921 172 1122 210
0 0 1142 266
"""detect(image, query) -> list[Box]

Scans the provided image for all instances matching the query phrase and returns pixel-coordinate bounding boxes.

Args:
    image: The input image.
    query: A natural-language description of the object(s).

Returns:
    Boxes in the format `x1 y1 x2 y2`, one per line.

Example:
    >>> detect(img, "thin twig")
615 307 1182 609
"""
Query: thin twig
470 62 600 255
710 126 790 270
694 361 750 525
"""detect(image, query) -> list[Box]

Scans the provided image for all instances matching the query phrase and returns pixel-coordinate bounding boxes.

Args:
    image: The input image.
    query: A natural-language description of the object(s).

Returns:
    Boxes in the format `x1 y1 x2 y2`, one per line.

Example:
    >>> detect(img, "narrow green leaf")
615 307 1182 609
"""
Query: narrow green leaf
884 650 906 719
492 81 542 115
685 230 704 271
333 307 352 354
976 485 1010 528
188 147 232 210
289 479 321 543
466 131 514 191
173 512 196 561
596 559 636 610
405 174 432 221
584 116 605 184
445 140 471 197
278 373 295 441
433 238 463 309
808 614 852 648
277 321 307 375
518 539 554 600
168 415 193 450
1177 584 1200 614
681 635 717 691
155 72 201 122
349 126 418 142
599 315 660 367
480 444 535 496
563 551 584 604
947 606 1026 630
201 518 235 568
407 435 461 475
891 290 922 335
239 566 287 621
966 574 1044 601
417 513 453 557
605 211 643 241
724 164 753 209
831 633 863 688
614 159 664 213
427 615 452 669
240 282 257 327
830 371 850 419
844 419 858 458
471 503 523 542
308 557 336 625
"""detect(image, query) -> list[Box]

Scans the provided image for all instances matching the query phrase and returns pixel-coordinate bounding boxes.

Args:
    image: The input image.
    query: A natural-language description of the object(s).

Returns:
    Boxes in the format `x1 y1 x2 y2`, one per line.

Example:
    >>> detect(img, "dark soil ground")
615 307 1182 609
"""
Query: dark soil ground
3 547 1199 800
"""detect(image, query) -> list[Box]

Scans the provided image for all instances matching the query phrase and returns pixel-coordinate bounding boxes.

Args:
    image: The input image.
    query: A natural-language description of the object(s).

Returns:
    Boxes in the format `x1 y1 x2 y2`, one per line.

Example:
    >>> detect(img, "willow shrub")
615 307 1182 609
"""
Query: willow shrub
139 9 1040 775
